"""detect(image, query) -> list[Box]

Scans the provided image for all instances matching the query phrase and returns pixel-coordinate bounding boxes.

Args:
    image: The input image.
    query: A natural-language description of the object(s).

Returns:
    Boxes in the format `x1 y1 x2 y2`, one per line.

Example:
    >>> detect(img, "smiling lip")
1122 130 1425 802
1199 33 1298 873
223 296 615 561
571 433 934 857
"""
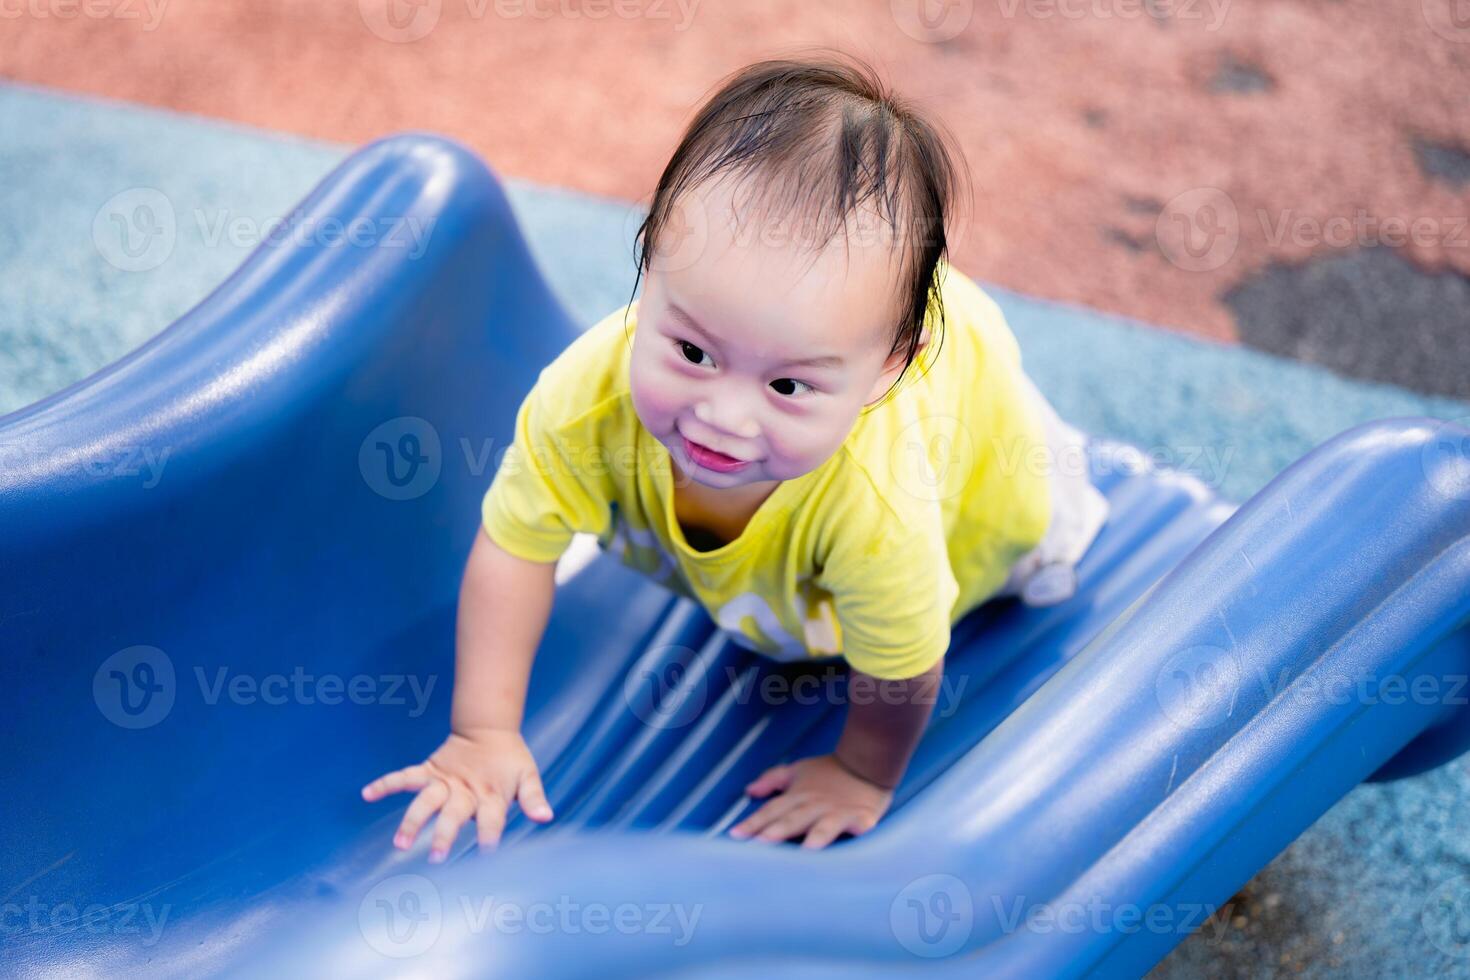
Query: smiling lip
681 435 751 473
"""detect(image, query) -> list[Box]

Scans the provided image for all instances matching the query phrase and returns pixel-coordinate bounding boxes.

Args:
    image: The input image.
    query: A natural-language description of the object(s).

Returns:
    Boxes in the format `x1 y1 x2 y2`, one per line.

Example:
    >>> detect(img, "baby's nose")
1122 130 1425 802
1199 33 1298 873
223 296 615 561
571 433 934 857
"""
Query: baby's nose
694 399 759 441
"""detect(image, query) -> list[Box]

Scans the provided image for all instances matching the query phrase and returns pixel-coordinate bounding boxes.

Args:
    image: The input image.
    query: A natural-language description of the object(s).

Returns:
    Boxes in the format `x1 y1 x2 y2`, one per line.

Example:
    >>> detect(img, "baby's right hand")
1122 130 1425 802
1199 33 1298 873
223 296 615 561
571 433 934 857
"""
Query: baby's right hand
360 728 554 861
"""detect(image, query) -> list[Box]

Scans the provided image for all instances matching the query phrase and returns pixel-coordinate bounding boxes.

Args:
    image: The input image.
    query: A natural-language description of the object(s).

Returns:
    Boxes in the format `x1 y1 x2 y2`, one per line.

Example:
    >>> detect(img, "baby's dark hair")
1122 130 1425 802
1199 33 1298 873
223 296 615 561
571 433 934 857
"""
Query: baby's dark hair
628 52 970 405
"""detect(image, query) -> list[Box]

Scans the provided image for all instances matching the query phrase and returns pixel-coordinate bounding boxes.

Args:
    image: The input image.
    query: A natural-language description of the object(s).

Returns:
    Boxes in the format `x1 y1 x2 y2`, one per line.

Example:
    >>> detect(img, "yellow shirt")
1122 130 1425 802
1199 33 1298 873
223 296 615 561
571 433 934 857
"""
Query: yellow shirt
481 264 1052 680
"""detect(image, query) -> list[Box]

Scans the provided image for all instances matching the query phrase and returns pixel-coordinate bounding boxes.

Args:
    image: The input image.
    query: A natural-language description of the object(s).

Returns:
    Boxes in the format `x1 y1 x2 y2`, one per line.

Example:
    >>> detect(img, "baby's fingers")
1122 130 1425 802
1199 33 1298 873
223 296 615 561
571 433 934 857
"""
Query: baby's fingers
753 802 827 844
394 779 449 850
476 793 510 852
362 764 432 802
427 784 477 863
515 769 554 823
729 793 802 840
745 763 793 798
800 814 856 851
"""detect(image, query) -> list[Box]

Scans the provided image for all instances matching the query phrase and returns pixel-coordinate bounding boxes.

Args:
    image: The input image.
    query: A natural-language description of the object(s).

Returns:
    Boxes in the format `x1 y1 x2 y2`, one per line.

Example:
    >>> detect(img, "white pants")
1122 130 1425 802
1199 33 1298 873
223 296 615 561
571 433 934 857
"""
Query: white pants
995 375 1110 607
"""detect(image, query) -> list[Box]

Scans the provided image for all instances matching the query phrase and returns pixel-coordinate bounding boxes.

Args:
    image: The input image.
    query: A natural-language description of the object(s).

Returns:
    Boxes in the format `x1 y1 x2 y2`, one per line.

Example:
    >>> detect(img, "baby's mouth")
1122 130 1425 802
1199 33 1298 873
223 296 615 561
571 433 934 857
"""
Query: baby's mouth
679 434 753 472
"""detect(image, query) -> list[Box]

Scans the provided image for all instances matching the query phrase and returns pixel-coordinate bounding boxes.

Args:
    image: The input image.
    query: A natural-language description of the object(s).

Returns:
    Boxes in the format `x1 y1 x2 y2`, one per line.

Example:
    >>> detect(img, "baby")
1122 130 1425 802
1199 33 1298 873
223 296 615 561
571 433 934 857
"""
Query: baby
362 54 1107 855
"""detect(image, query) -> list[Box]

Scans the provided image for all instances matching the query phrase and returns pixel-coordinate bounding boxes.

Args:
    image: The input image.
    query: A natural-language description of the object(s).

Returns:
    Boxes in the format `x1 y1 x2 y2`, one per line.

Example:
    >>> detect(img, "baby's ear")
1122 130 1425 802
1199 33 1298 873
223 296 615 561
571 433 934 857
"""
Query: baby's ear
896 322 932 361
864 325 930 407
911 324 932 357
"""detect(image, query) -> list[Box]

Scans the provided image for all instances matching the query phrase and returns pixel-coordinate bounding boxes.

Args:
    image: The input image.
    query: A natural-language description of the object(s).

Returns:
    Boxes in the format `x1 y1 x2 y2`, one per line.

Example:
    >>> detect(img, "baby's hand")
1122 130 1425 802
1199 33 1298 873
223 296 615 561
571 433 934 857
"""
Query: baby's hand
729 754 892 850
360 728 554 862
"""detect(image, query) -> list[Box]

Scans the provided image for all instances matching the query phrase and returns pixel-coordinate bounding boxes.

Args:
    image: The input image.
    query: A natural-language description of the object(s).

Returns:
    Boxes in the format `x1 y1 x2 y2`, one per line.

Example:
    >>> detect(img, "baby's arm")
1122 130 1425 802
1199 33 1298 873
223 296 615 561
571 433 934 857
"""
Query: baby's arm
732 656 944 849
361 529 559 860
450 529 556 735
832 658 944 789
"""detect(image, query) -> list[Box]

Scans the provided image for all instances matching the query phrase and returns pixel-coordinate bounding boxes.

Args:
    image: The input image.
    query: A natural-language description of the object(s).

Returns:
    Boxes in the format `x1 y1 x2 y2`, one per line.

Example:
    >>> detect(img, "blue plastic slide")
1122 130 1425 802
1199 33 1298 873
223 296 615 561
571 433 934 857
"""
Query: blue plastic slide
4 135 1469 978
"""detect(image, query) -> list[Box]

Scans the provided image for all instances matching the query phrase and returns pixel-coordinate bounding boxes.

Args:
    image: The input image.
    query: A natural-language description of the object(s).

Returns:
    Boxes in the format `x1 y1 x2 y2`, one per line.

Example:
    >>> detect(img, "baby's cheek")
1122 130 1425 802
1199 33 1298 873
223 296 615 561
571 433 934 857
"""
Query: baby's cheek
769 416 847 471
629 370 680 428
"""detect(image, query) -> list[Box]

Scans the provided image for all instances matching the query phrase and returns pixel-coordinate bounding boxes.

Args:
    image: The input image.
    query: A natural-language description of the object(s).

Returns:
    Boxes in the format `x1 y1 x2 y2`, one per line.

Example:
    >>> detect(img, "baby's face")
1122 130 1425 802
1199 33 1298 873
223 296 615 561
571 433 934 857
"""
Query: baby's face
629 176 921 492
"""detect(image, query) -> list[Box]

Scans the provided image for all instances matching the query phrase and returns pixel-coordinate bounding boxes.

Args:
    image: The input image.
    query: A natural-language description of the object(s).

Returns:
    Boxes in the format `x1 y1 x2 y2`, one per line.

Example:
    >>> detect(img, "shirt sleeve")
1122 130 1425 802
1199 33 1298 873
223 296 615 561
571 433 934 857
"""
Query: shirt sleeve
825 527 960 681
480 382 609 564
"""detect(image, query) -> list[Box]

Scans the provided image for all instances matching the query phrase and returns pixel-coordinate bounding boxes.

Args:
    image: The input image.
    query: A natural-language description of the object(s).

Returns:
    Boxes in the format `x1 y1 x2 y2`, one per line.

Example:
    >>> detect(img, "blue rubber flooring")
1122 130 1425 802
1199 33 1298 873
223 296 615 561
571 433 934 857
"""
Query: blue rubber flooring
2 79 1469 977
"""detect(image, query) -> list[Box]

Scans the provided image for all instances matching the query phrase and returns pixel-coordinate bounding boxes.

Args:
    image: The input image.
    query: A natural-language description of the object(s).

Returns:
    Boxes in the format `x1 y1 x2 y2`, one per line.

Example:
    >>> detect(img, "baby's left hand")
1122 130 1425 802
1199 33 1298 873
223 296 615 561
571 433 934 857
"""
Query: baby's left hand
729 754 892 850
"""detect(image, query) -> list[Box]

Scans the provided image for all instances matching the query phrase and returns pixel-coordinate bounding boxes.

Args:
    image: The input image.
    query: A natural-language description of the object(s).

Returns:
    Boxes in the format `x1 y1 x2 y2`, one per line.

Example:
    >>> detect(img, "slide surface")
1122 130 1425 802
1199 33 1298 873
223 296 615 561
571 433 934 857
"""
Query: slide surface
3 135 1469 979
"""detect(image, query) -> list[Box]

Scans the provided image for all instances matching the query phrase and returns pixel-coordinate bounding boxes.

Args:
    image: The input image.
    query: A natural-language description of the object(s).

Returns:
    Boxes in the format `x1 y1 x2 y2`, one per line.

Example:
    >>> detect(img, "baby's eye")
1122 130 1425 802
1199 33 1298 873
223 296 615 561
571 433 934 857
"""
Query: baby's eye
770 378 816 398
676 340 714 368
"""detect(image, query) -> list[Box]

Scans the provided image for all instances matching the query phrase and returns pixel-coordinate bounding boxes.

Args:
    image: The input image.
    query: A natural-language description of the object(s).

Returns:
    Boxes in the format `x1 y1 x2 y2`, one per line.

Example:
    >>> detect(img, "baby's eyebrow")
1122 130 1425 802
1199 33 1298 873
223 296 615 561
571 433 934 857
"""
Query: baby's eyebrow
669 303 846 369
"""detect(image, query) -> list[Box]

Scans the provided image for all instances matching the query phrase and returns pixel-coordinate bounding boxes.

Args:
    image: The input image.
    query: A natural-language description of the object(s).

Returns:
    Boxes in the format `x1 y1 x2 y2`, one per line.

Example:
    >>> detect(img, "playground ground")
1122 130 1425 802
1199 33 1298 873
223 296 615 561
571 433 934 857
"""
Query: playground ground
2 2 1469 975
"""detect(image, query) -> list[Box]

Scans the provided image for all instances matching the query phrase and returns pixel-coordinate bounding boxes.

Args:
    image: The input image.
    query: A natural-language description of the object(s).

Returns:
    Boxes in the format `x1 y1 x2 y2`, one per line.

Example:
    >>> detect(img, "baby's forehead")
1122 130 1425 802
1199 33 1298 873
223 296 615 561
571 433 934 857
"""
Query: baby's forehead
695 172 910 257
666 180 904 348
